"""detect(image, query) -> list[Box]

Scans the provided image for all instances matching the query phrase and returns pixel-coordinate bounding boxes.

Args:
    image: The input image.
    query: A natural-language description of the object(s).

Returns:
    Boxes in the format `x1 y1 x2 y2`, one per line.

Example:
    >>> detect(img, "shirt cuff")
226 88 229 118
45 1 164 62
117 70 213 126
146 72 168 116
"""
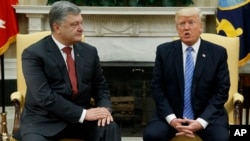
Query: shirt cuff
166 114 177 124
196 117 208 129
79 109 86 123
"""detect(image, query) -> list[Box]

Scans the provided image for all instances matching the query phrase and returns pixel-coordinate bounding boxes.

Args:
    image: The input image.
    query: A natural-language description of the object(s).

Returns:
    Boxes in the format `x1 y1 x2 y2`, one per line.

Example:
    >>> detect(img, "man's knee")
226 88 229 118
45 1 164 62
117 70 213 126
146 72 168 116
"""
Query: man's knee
22 133 49 141
106 122 120 131
143 127 162 141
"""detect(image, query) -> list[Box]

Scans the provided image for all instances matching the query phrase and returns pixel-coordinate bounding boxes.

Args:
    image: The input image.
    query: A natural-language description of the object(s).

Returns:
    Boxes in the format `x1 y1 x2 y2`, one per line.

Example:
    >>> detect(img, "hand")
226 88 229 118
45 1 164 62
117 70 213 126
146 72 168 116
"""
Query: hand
85 107 112 123
170 118 186 132
174 118 203 138
97 113 113 127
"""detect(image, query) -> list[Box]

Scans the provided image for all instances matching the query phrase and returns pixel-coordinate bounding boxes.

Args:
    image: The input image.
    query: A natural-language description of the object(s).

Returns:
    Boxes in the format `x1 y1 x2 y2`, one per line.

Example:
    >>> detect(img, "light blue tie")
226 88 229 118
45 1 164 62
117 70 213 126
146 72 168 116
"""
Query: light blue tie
183 47 194 119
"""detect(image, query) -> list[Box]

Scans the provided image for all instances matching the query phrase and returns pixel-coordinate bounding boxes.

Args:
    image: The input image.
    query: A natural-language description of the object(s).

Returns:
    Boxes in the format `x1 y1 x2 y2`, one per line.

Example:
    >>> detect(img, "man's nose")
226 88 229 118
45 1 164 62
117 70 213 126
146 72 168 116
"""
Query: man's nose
183 22 190 29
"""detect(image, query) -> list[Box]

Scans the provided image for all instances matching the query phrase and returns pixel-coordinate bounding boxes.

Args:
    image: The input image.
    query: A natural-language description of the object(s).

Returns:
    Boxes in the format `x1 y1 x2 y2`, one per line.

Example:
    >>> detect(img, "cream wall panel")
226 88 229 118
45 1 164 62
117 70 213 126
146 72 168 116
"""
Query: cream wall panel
19 0 47 5
18 0 217 6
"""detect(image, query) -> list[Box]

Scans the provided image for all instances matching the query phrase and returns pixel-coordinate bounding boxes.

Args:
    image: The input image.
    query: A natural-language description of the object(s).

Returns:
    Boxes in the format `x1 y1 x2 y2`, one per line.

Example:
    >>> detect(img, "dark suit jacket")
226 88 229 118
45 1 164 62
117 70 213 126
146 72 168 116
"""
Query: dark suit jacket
151 38 230 127
20 35 112 137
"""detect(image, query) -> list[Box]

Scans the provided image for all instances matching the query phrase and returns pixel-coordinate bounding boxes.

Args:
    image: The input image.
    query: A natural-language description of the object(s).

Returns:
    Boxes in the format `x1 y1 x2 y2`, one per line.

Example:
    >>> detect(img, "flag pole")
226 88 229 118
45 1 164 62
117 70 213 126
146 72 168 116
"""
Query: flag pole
0 54 9 140
0 0 18 139
1 54 6 113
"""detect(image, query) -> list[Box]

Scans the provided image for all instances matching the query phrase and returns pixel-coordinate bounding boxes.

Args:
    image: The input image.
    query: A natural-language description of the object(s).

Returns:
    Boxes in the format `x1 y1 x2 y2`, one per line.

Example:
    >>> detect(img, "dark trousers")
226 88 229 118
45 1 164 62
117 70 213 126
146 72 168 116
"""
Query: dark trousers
21 121 121 141
143 119 229 141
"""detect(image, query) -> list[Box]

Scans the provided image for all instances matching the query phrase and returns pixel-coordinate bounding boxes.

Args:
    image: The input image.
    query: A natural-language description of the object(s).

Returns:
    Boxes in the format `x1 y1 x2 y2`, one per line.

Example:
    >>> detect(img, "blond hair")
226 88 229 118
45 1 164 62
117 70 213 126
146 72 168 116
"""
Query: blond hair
175 7 203 23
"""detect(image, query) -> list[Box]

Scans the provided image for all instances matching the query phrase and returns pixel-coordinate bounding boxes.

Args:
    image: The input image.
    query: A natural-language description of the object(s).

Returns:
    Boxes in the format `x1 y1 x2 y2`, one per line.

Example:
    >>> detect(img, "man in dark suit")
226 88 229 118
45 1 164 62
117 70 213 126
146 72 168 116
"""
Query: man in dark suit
143 7 230 141
15 1 121 141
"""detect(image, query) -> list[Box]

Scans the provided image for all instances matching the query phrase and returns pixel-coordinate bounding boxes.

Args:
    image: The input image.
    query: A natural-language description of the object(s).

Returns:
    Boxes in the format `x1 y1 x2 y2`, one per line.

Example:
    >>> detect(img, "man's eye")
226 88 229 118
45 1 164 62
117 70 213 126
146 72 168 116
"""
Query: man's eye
189 21 195 25
178 22 185 27
71 23 78 26
71 22 82 27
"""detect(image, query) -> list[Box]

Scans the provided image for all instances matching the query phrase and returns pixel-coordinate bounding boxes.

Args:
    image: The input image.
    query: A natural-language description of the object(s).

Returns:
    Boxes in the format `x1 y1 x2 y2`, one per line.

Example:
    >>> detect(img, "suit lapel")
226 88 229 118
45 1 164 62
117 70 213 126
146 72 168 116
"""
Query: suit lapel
45 36 72 89
192 40 208 92
73 43 87 88
173 40 185 97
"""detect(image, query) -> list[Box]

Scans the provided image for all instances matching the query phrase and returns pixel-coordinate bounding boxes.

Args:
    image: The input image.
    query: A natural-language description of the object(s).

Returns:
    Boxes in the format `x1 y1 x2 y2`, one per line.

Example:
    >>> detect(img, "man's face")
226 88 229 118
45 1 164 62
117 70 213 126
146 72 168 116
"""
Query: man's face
176 15 203 46
54 14 83 46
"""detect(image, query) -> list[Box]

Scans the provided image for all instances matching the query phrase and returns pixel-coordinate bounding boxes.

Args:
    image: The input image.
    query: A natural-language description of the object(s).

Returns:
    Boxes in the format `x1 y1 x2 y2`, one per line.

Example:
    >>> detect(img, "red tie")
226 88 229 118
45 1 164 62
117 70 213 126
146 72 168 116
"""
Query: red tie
62 47 78 96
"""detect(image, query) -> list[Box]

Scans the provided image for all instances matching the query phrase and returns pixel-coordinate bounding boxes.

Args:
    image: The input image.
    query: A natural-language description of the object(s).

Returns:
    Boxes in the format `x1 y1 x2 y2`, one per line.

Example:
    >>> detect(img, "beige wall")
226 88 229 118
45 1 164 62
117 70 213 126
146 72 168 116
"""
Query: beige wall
194 0 217 6
19 0 218 6
18 0 48 5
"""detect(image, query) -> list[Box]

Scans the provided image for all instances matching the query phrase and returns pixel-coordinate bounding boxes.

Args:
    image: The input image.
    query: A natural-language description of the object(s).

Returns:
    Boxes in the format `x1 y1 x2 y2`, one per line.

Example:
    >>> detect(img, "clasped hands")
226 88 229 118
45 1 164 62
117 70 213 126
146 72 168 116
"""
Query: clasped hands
85 107 113 127
170 118 203 138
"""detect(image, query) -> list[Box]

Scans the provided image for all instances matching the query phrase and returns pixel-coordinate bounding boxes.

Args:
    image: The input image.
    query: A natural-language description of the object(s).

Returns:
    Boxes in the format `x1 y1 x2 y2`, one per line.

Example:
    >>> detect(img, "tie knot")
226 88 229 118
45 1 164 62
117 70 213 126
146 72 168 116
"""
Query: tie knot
62 47 72 54
186 47 193 53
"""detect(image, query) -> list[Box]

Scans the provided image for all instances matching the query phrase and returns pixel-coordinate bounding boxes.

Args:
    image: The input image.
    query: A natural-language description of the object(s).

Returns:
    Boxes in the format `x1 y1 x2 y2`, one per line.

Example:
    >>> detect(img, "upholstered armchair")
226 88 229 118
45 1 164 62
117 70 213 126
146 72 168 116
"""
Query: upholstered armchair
170 33 244 141
10 31 245 141
10 31 84 141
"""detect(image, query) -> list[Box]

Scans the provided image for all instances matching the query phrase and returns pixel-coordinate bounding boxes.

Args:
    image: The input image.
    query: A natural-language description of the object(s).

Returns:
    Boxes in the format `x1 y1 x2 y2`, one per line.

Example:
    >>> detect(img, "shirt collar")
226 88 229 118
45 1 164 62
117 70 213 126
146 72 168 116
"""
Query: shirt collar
181 38 201 54
51 35 73 50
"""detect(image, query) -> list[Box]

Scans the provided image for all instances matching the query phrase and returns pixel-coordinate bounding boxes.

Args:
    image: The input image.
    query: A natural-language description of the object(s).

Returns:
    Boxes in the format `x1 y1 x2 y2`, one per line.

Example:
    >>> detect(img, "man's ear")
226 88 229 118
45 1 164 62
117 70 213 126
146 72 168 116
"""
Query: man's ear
53 23 60 33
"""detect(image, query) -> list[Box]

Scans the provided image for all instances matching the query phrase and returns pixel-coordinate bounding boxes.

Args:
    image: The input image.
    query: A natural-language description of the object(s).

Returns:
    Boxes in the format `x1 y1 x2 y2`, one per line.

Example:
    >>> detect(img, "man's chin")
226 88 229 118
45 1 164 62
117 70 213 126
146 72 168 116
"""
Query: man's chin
182 39 193 46
75 37 83 42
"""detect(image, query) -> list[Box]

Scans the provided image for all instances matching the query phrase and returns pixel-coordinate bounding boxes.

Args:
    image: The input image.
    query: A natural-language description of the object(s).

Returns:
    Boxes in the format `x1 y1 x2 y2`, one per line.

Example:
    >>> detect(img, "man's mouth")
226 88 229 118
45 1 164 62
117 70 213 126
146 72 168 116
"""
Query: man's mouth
184 32 190 36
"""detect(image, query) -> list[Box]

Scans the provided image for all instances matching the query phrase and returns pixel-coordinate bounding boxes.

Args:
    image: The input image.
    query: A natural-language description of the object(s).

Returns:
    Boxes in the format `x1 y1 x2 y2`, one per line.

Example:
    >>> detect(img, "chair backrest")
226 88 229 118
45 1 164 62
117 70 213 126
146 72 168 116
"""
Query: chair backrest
15 31 85 107
16 31 51 105
200 33 239 124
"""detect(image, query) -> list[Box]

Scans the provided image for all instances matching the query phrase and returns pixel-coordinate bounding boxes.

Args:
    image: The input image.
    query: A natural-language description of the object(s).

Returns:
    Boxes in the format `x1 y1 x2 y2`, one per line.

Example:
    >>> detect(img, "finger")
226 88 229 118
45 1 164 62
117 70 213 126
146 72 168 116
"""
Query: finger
185 133 195 138
102 118 107 126
176 132 195 138
110 115 114 122
184 129 194 135
175 125 186 130
176 127 193 135
176 132 185 136
106 116 112 125
97 119 102 126
181 129 194 137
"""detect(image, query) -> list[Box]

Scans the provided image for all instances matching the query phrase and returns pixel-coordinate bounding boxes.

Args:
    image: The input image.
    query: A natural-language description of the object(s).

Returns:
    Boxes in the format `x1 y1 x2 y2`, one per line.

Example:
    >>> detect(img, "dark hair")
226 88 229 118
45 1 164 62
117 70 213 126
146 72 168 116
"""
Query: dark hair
48 1 81 31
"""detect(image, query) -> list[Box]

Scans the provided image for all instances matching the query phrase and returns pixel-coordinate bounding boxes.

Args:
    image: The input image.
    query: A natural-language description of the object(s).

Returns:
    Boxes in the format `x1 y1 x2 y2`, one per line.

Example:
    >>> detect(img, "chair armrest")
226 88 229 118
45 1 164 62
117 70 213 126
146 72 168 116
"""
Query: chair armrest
233 92 244 104
10 91 24 134
233 92 244 125
10 136 18 141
